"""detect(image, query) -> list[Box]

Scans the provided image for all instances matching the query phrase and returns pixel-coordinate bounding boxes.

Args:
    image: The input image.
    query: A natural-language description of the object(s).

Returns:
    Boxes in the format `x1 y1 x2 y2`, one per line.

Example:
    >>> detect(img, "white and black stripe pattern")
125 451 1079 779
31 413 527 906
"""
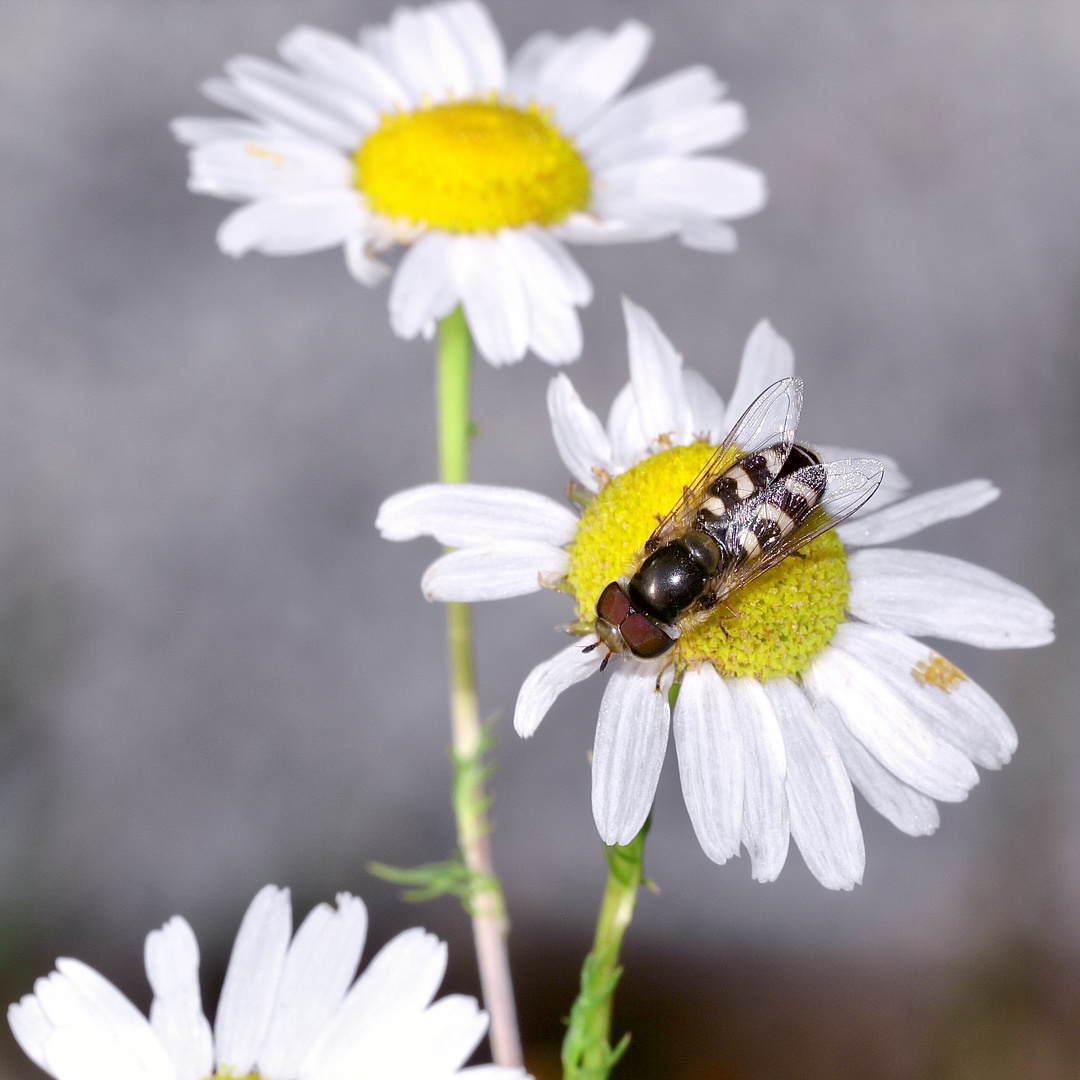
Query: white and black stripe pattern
699 444 787 522
728 465 827 567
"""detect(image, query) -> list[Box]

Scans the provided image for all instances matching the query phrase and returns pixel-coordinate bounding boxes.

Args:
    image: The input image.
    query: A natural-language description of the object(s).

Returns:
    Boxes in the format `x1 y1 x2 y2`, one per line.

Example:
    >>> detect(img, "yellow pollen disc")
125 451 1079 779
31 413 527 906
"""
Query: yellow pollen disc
565 443 851 681
355 100 591 232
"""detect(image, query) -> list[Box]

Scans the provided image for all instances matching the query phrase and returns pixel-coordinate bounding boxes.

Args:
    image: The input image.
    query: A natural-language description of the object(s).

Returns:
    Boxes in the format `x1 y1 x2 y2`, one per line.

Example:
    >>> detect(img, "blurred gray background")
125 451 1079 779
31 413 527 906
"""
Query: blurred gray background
1 2 1079 1077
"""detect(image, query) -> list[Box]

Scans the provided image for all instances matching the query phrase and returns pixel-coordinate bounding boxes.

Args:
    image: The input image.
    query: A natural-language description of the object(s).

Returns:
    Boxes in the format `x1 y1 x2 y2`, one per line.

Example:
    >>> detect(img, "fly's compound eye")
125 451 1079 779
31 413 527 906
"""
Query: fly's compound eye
596 581 631 625
620 612 676 658
595 580 674 658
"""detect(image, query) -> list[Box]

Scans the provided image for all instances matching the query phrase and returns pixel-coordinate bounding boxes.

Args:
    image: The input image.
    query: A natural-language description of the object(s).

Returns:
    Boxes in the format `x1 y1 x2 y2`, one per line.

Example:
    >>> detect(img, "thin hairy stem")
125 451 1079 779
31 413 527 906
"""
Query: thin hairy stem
437 308 522 1068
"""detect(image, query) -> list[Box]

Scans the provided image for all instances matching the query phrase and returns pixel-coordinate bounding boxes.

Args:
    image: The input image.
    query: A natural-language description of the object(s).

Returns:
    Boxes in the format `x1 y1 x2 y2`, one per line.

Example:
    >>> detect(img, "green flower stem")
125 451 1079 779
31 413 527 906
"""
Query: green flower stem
437 308 473 486
437 308 522 1068
562 824 649 1080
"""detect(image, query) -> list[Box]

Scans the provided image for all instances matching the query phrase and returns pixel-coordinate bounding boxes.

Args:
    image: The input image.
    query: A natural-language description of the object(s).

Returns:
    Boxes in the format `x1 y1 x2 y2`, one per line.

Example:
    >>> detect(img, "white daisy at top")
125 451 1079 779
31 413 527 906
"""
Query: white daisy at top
9 885 526 1080
376 299 1055 890
172 1 765 367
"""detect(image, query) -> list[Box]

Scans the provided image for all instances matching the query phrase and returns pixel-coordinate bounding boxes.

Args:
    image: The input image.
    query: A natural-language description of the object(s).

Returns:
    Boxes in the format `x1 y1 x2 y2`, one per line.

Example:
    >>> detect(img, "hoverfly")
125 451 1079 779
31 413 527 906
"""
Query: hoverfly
591 377 884 662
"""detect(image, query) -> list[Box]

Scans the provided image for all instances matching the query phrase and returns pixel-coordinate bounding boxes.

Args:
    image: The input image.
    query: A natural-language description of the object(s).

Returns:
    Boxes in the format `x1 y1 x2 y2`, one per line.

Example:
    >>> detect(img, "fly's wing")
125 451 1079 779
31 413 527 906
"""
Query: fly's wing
714 457 884 600
644 378 805 552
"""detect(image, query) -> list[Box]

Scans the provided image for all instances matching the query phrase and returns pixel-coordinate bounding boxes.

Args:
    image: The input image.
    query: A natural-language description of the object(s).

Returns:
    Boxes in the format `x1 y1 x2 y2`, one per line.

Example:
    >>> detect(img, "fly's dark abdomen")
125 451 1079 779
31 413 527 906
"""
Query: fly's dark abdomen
696 445 785 525
777 443 821 478
728 465 828 569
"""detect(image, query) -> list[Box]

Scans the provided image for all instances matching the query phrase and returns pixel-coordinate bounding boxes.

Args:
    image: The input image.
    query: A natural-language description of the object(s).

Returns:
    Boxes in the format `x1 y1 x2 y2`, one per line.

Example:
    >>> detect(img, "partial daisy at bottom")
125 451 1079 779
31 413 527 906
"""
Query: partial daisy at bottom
8 885 526 1080
377 298 1055 890
172 0 764 366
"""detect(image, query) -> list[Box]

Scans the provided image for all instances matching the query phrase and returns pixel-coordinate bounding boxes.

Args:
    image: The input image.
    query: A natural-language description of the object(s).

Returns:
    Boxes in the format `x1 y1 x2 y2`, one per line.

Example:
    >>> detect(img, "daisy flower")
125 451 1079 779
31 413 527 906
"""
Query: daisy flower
172 2 765 366
8 885 526 1080
376 300 1054 890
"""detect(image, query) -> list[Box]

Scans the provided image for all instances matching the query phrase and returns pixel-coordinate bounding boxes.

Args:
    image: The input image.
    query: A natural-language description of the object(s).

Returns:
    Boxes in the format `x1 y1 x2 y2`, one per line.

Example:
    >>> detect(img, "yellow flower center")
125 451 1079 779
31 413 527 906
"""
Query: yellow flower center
354 100 591 232
565 443 851 680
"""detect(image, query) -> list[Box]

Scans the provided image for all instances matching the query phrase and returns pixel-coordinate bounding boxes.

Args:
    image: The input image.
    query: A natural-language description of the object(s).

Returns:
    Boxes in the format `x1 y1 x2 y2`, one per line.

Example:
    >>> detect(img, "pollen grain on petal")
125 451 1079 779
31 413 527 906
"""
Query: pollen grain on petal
912 653 969 694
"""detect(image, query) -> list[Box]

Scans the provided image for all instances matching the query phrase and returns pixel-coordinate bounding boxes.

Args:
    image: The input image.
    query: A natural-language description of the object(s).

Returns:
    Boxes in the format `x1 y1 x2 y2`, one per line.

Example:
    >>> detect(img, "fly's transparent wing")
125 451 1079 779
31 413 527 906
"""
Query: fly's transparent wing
715 457 884 600
644 378 804 552
722 376 803 463
816 458 887 521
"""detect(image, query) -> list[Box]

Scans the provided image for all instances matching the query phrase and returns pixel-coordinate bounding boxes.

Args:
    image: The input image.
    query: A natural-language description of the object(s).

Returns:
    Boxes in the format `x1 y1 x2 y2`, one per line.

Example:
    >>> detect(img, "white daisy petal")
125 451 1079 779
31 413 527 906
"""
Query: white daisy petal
531 22 653 134
356 28 400 87
388 233 459 340
217 193 364 257
277 26 410 112
510 230 592 306
833 623 1017 769
299 929 447 1079
551 214 674 246
605 381 649 470
577 66 725 155
536 232 593 305
673 664 744 864
362 10 449 104
547 374 614 490
26 973 91 1039
439 1 507 93
214 885 292 1075
651 100 748 155
172 117 292 146
506 31 561 103
9 996 51 1071
451 236 529 365
584 97 746 171
146 918 213 1080
418 7 479 99
51 960 175 1080
592 664 672 846
677 219 738 252
459 1068 527 1080
344 234 391 286
15 889 492 1080
348 927 447 1016
724 320 795 427
766 679 864 890
805 646 979 803
44 1026 145 1080
848 548 1055 648
526 297 582 366
836 479 999 547
392 996 489 1078
258 895 368 1079
504 234 585 364
810 693 941 836
208 61 363 148
376 483 578 547
622 297 693 444
25 975 125 1080
223 54 378 136
421 542 570 601
816 445 910 510
187 139 352 202
682 367 727 441
731 678 789 882
514 638 605 738
198 77 303 138
596 157 766 225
